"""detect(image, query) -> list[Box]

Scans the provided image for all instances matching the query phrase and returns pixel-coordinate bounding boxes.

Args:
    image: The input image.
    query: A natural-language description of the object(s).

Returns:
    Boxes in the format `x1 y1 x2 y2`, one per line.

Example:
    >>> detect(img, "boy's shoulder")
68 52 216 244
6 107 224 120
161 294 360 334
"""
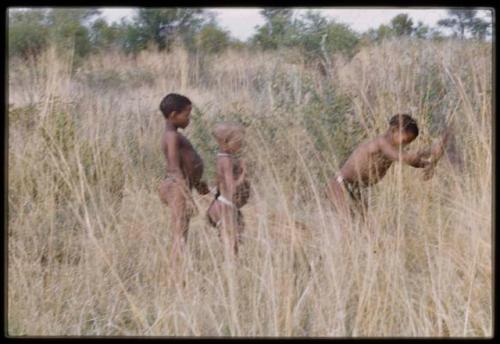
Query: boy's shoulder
164 128 185 139
216 154 233 164
371 134 391 150
163 128 184 145
355 135 384 154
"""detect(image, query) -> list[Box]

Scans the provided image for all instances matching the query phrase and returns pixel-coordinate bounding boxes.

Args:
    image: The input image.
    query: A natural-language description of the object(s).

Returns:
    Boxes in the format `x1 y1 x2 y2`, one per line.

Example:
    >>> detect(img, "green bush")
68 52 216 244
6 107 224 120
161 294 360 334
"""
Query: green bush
8 8 99 63
9 103 37 130
295 11 360 60
251 8 296 50
8 9 49 59
123 8 208 53
196 24 230 55
302 89 364 165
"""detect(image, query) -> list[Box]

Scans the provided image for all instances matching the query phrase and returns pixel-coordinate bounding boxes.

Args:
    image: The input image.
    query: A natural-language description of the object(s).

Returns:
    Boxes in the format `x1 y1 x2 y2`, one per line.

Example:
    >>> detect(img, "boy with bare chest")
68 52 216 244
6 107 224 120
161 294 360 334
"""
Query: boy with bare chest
158 93 209 263
327 114 432 215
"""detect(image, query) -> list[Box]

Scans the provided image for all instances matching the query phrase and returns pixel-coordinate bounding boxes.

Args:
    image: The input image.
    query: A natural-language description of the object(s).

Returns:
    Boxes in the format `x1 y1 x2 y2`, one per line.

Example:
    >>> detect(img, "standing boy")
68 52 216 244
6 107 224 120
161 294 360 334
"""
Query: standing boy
158 93 209 264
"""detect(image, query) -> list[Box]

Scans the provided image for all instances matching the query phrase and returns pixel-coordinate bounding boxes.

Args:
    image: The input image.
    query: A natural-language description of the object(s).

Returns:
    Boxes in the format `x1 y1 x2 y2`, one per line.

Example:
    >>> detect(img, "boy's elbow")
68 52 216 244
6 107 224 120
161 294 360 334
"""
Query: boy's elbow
400 153 421 167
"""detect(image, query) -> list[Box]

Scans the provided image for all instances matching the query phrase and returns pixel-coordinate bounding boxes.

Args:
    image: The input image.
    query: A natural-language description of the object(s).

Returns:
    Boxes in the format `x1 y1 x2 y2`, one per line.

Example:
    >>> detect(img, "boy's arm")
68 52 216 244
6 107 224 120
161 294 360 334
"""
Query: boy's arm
235 160 246 186
378 139 430 168
165 132 186 181
219 157 237 201
194 180 210 195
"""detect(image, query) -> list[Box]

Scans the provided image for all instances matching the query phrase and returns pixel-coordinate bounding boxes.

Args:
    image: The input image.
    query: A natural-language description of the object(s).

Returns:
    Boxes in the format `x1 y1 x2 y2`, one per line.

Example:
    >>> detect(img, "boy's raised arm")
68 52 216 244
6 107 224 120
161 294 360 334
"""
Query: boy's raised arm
379 139 429 168
235 160 246 186
194 180 210 195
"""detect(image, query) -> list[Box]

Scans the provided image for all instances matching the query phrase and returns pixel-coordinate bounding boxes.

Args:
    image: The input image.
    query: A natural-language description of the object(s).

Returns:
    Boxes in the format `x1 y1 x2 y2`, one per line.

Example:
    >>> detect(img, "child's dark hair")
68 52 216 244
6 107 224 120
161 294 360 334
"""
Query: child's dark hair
389 114 419 137
159 93 192 118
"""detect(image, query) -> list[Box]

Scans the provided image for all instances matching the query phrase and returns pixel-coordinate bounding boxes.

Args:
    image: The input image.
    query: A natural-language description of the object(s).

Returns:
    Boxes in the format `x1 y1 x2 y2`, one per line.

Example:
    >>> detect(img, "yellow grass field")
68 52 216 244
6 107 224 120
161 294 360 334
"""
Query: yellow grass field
8 39 492 337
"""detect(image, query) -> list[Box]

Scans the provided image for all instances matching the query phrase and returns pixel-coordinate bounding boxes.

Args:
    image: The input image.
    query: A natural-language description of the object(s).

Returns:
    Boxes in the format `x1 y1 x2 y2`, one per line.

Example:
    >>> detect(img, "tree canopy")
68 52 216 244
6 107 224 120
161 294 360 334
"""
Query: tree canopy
8 8 492 61
437 9 491 40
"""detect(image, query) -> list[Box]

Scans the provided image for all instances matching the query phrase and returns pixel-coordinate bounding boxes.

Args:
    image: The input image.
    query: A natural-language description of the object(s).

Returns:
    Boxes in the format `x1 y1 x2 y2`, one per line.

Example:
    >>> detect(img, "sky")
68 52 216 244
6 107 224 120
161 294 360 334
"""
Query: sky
99 7 492 41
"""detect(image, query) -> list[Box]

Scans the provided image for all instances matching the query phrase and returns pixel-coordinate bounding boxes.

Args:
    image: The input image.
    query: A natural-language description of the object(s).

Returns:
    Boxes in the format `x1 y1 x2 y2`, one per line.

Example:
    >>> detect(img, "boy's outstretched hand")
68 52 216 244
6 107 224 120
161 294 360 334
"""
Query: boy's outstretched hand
431 126 451 160
236 160 246 184
422 127 452 181
417 149 432 165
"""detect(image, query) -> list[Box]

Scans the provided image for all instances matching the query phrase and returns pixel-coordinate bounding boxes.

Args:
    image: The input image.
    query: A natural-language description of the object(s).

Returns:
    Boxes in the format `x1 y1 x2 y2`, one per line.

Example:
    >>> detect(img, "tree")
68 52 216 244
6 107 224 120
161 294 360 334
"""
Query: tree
8 8 100 60
437 8 491 40
196 23 230 54
46 8 100 57
413 21 431 39
362 14 416 43
8 9 49 58
469 13 491 40
292 10 359 59
252 8 296 49
89 18 127 52
390 14 414 36
294 10 328 54
363 14 439 42
127 8 208 52
364 24 393 43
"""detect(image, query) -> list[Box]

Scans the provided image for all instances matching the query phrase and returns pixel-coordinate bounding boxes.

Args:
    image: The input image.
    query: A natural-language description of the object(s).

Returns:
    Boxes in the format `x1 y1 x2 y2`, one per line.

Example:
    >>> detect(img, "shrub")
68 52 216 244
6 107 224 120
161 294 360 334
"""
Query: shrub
196 24 231 55
8 9 49 59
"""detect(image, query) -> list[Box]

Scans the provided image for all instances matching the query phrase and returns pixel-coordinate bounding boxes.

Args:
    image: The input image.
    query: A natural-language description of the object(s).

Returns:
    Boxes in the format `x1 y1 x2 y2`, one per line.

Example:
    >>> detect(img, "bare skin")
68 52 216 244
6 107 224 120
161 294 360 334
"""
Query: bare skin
327 127 431 216
158 104 209 267
207 136 249 255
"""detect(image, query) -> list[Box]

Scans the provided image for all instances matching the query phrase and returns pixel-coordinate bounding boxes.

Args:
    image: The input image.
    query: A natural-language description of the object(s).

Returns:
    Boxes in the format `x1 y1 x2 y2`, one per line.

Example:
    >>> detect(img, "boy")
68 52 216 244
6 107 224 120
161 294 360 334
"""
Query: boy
327 114 431 215
158 93 210 263
206 122 250 255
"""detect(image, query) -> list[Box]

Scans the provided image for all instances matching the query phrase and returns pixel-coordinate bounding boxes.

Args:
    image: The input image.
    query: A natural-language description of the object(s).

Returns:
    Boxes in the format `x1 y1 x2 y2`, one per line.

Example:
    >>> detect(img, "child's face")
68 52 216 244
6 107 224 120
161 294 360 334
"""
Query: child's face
392 128 417 146
171 104 192 128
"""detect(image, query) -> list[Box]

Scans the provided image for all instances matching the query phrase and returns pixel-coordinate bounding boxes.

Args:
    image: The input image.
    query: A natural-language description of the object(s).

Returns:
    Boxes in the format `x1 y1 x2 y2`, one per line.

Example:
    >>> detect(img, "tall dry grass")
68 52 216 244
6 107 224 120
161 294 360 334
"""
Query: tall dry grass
8 38 492 337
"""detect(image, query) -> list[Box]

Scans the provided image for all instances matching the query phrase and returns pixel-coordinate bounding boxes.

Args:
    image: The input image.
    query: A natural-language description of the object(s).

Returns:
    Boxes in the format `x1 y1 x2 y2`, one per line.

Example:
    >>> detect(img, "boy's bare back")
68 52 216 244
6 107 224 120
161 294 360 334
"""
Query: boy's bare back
339 134 424 187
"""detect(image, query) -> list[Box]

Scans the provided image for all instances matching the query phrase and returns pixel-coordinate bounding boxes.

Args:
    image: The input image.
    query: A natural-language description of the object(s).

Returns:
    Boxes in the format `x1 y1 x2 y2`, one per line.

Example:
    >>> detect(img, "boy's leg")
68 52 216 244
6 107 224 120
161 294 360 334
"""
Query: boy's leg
220 206 239 256
207 200 222 228
236 211 244 243
167 183 190 267
349 186 368 220
234 211 245 255
327 178 351 217
358 189 369 218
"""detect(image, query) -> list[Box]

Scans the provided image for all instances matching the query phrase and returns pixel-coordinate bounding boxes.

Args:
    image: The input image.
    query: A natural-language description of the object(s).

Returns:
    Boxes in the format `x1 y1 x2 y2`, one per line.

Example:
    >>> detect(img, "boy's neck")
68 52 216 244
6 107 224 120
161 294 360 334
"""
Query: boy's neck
218 148 240 157
384 130 397 146
218 149 233 155
165 121 178 131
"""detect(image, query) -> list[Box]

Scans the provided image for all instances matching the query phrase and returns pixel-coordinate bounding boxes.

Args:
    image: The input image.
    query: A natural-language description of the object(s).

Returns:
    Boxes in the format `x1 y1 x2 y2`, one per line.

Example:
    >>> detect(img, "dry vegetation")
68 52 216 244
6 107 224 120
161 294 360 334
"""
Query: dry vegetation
8 38 492 337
